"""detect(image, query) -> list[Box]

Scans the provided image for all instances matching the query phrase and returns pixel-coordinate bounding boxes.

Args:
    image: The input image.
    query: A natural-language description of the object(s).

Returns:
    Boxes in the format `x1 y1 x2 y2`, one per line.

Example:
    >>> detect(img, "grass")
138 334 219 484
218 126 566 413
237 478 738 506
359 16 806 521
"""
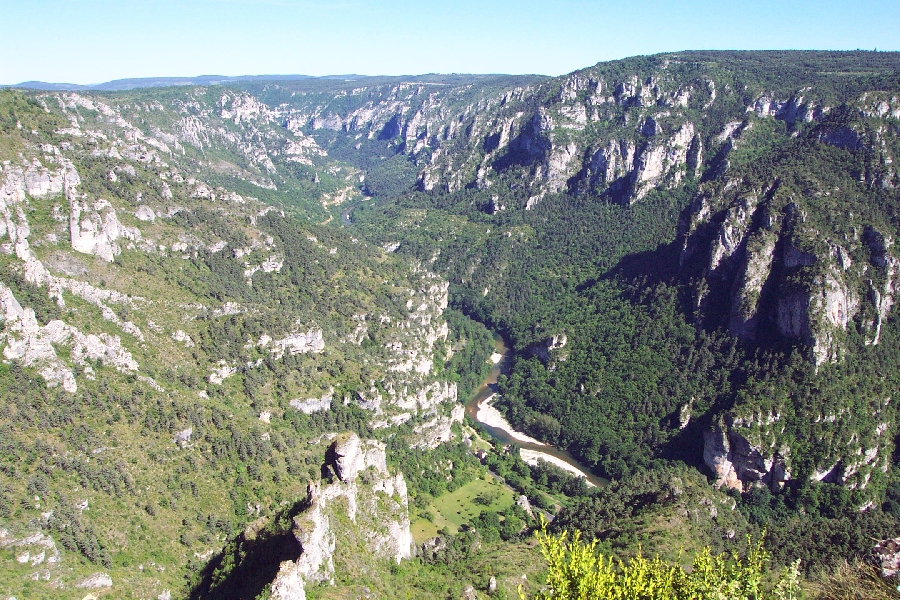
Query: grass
807 561 900 600
411 474 515 543
310 538 546 600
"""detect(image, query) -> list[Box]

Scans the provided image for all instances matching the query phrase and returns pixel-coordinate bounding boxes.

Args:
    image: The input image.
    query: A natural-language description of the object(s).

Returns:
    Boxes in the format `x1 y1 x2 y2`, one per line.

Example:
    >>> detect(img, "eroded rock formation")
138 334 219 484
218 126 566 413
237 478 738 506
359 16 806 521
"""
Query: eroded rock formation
270 433 412 599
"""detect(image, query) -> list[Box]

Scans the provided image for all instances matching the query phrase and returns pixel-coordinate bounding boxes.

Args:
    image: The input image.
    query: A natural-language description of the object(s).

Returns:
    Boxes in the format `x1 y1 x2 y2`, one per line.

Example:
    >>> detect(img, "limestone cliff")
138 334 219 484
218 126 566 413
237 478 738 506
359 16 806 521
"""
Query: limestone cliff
0 94 463 428
703 419 790 492
269 433 412 599
679 177 874 366
704 399 892 493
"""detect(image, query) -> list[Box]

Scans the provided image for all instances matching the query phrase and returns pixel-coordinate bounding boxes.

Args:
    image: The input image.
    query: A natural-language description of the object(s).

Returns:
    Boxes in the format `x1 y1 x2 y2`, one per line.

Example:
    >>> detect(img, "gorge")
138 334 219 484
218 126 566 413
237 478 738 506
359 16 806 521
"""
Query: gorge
1 50 900 597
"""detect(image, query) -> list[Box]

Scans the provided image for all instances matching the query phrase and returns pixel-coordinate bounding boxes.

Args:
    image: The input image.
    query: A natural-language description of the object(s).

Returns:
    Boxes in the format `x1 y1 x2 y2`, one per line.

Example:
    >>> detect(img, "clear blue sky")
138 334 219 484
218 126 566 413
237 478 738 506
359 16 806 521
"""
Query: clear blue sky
3 0 898 84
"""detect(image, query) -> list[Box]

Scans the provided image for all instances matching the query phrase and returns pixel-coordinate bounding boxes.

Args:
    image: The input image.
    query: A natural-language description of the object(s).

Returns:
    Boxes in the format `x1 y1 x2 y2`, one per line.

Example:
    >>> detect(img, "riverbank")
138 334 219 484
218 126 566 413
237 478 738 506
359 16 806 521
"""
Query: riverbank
465 334 608 488
476 394 547 447
519 449 597 487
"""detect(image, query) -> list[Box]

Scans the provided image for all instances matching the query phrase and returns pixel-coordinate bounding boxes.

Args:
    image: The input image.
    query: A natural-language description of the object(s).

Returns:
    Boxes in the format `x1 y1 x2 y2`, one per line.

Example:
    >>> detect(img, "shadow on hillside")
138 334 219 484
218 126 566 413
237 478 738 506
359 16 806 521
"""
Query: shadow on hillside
572 238 684 300
579 235 733 474
187 500 307 600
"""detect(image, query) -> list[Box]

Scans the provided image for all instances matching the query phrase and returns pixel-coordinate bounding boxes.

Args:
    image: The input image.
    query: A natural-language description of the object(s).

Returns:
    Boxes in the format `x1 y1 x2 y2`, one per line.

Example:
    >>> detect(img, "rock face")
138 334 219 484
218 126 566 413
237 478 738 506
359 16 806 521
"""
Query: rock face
679 182 869 366
630 122 698 203
269 564 307 600
270 433 412 599
704 402 890 493
703 421 790 492
874 538 900 578
529 333 568 365
412 404 466 449
70 198 140 262
0 125 459 424
0 282 137 393
76 572 113 589
324 433 389 483
680 173 899 492
270 329 325 358
346 67 716 206
349 271 461 441
290 390 333 415
728 231 777 339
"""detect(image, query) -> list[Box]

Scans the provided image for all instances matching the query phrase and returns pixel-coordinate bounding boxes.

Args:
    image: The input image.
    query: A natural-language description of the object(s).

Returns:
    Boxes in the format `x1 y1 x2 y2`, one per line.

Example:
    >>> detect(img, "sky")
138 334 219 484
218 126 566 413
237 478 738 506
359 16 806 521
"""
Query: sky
3 0 899 84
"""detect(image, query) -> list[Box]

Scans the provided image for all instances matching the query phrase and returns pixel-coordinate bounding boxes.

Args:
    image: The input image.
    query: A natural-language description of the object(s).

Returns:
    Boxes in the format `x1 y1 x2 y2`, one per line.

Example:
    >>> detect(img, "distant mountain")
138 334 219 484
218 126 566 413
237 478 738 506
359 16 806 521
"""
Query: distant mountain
6 74 319 91
5 50 900 598
4 72 538 92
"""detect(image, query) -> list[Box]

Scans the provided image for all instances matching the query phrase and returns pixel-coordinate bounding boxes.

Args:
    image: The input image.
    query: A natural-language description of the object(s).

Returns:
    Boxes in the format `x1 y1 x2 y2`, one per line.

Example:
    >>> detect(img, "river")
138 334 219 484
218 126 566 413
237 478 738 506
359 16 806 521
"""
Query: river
339 204 604 486
341 202 363 226
465 336 607 488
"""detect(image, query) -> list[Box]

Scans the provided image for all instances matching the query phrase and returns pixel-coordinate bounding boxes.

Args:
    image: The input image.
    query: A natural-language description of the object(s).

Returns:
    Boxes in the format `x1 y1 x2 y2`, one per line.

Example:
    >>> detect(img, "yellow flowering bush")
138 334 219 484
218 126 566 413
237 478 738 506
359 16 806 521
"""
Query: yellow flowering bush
521 524 801 600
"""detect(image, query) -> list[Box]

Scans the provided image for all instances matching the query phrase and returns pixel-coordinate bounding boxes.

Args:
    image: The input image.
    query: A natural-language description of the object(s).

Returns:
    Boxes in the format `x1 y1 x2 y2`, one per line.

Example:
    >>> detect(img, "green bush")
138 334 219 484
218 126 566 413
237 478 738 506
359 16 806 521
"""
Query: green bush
522 523 801 600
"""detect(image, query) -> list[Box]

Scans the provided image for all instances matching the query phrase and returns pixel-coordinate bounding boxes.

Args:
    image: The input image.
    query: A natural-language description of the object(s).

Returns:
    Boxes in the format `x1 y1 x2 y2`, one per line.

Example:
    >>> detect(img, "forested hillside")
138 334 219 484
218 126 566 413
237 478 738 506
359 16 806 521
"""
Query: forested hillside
341 50 900 576
0 87 500 597
345 50 900 488
3 51 900 597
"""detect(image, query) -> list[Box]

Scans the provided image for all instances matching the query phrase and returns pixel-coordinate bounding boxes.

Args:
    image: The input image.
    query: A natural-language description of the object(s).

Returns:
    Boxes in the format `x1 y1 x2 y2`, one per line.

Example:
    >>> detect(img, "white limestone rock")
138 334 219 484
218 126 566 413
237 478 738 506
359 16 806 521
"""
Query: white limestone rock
271 329 324 358
209 361 237 385
327 433 388 482
588 139 636 190
271 434 412 594
0 283 137 393
729 231 777 340
69 198 141 262
540 142 579 192
172 329 195 348
777 269 859 365
270 563 307 600
412 404 465 449
630 122 696 202
76 573 113 589
703 423 790 492
24 162 65 198
135 205 156 222
290 390 333 415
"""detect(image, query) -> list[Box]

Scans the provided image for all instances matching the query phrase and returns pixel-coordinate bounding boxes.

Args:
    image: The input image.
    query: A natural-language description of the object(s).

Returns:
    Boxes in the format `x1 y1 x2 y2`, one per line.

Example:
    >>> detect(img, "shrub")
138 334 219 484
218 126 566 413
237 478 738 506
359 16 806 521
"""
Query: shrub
520 521 801 599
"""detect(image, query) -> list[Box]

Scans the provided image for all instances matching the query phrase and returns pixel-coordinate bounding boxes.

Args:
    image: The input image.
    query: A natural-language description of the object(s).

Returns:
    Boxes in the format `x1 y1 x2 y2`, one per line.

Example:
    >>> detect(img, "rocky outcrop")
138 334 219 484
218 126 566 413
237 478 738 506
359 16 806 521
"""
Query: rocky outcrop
273 329 325 357
728 231 777 340
679 180 874 365
219 92 275 125
629 122 697 203
1 283 137 393
76 572 113 589
874 538 900 577
705 401 890 494
270 433 412 599
70 198 141 262
290 390 333 415
747 94 821 124
540 142 579 192
324 433 389 482
586 140 636 194
0 529 61 570
703 421 790 492
412 404 466 449
529 333 568 365
3 152 140 264
0 158 149 393
775 271 859 364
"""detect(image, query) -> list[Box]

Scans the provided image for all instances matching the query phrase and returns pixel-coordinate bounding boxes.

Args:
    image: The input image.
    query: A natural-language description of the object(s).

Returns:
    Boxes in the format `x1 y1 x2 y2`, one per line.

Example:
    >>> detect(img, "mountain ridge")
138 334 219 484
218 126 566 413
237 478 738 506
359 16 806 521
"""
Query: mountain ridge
3 49 900 597
5 72 548 92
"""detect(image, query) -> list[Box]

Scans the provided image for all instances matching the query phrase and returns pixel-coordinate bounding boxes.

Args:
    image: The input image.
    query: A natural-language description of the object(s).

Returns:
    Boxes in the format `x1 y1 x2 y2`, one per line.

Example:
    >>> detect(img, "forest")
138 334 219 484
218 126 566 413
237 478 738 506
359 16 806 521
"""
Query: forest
3 51 900 597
